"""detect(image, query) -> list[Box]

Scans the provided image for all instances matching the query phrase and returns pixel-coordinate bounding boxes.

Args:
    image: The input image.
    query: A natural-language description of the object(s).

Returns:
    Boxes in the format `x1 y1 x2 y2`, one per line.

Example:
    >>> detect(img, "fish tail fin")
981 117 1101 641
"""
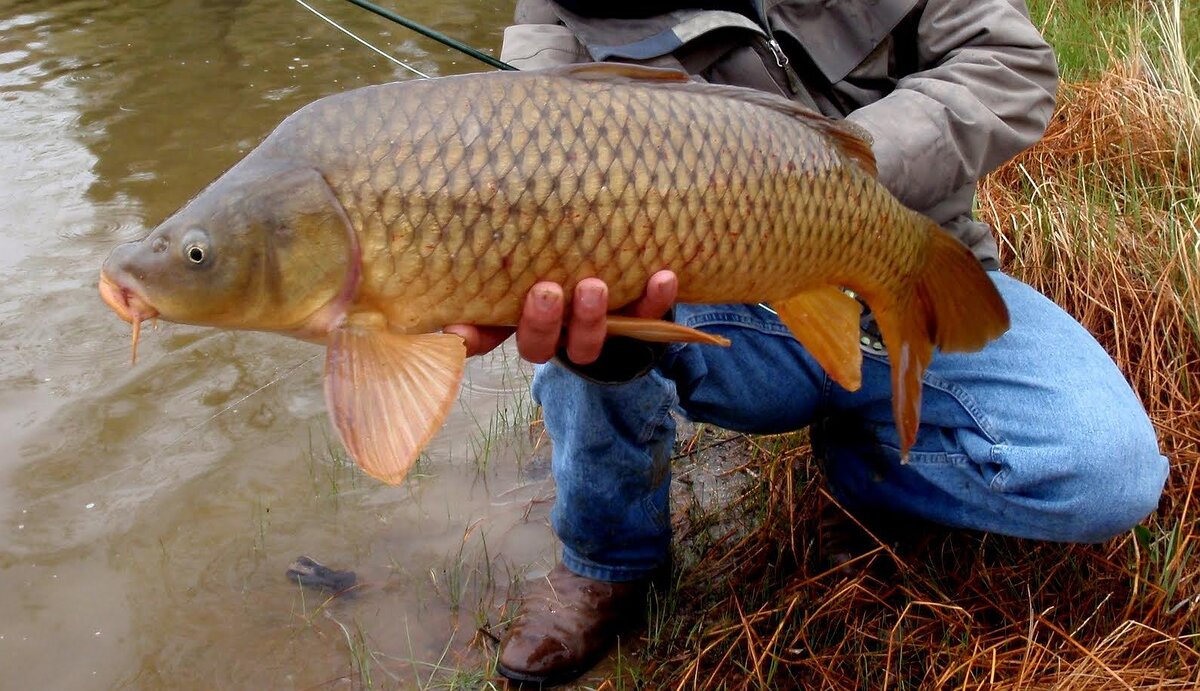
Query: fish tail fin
873 225 1010 457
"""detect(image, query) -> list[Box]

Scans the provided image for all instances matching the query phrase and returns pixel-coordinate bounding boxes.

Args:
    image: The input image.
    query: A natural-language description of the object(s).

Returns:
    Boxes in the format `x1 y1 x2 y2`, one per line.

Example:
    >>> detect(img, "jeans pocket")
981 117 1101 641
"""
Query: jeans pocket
983 445 1012 491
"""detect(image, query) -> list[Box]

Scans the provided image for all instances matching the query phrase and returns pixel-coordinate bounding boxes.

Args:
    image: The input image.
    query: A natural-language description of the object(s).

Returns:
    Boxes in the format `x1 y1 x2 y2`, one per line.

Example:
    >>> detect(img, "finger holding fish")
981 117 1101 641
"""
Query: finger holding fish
628 271 679 321
565 278 608 365
515 283 565 364
442 323 512 357
444 270 679 362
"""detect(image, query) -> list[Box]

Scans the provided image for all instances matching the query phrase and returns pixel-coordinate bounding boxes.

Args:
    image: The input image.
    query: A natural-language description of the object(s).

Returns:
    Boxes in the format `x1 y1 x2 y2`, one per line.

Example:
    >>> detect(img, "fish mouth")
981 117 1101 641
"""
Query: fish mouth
99 272 158 323
99 272 159 363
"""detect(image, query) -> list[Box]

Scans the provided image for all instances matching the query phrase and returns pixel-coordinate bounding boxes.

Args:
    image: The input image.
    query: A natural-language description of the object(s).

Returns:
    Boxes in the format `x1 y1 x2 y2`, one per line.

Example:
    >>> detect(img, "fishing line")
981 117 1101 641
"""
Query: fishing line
155 352 325 452
292 0 431 79
340 0 515 71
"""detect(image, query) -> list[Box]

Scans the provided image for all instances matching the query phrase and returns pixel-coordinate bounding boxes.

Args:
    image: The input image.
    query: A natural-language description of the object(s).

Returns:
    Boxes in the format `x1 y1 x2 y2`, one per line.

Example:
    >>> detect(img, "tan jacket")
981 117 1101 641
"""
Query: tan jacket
500 0 1059 269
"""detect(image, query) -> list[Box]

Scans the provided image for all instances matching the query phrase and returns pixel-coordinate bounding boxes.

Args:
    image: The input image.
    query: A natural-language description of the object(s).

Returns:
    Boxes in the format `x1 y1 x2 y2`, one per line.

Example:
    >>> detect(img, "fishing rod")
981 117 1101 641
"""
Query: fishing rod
294 0 431 78
339 0 517 71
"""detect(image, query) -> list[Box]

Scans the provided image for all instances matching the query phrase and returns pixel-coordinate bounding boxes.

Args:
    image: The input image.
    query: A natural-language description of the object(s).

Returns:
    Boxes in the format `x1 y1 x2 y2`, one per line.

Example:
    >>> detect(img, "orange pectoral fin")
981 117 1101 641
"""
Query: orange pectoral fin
324 328 467 485
772 286 864 392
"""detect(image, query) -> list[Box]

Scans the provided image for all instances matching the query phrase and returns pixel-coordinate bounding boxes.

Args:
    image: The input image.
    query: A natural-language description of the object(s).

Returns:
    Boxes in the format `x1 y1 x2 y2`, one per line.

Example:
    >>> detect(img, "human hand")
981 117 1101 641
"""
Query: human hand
443 270 678 365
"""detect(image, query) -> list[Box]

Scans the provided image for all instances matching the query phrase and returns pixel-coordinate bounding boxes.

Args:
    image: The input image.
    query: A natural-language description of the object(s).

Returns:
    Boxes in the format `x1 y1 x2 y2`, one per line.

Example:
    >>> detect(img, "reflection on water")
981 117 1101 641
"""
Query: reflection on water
0 1 563 687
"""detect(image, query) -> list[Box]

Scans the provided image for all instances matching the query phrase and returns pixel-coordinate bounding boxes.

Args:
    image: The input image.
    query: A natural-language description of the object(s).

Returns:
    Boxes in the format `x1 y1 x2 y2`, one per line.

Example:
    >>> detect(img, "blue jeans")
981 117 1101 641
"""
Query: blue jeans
531 273 1169 582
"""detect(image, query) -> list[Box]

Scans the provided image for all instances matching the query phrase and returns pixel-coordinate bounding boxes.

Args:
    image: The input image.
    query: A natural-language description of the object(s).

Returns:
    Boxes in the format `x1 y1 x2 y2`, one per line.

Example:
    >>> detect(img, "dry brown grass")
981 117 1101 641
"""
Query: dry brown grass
620 6 1200 690
980 51 1200 450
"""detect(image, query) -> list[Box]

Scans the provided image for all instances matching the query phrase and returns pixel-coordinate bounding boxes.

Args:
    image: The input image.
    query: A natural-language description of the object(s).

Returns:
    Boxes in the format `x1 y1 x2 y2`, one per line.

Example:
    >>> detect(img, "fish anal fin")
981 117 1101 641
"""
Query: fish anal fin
773 287 864 392
557 62 691 83
324 329 466 485
605 315 730 346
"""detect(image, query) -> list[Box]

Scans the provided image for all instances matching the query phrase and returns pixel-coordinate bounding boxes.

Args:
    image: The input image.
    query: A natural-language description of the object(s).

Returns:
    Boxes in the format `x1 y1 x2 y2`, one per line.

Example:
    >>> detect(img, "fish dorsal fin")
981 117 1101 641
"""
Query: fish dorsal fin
772 286 864 392
714 88 878 177
549 62 873 175
813 117 877 177
324 328 466 485
556 62 692 83
547 63 877 177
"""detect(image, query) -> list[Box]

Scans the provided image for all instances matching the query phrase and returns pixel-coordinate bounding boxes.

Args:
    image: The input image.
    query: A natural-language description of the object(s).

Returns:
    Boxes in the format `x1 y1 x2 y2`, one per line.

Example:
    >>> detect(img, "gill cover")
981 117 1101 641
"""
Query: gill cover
102 159 357 331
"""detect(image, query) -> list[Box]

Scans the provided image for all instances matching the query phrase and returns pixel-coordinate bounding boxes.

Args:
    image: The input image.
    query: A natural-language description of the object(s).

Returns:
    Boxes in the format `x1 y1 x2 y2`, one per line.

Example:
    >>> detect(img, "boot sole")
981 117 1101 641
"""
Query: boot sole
496 660 588 687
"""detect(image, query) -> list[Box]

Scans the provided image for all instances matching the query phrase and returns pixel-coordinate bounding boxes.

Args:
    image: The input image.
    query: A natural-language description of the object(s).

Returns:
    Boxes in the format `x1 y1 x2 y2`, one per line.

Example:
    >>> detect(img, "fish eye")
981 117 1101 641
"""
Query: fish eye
180 228 211 267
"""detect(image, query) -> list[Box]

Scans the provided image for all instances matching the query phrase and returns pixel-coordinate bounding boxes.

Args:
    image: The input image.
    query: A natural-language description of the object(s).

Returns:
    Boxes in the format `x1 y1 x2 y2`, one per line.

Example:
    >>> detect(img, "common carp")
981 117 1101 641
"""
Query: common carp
99 63 1009 485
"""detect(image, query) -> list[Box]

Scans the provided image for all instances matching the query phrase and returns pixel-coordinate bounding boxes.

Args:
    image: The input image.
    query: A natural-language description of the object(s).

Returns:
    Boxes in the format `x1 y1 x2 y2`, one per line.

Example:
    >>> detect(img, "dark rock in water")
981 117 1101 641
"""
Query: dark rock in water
286 555 357 593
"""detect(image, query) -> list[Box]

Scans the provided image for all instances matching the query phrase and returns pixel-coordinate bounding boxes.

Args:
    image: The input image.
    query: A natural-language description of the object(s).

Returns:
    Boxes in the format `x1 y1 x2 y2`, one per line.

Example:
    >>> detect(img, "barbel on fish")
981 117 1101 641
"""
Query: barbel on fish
99 63 1009 485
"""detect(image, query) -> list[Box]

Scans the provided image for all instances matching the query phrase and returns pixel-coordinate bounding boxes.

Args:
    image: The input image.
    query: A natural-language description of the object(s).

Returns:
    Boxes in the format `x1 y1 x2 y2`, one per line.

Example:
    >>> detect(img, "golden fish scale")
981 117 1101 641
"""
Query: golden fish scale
266 71 925 331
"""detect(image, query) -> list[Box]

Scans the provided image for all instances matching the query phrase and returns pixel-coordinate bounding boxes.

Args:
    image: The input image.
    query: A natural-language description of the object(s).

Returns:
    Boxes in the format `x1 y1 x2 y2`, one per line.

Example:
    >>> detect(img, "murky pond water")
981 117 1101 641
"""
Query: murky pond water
0 1 567 687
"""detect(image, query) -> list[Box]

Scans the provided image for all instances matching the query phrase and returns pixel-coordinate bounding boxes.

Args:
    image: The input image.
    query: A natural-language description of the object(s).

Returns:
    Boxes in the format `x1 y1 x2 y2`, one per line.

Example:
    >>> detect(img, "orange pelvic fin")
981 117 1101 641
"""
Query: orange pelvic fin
873 226 1011 459
605 315 731 347
324 328 466 485
773 286 864 392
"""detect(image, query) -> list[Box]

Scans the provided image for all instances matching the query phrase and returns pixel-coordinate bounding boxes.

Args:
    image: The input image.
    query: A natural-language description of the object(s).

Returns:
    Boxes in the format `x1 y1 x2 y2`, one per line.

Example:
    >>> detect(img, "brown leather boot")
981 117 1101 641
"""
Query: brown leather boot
497 563 648 686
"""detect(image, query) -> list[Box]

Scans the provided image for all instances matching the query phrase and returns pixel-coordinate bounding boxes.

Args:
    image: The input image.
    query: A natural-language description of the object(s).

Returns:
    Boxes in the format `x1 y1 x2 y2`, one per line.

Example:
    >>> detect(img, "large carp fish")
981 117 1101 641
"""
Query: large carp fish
99 63 1009 485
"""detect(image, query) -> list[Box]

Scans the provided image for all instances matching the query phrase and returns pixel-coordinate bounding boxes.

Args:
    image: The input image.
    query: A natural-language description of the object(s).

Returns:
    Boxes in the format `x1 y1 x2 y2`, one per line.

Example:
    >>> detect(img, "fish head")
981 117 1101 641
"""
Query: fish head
100 159 358 338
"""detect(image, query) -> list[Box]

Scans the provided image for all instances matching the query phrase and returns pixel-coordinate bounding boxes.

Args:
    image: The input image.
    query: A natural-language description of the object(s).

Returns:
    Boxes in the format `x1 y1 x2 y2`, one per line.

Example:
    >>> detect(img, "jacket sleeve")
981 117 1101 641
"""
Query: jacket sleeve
843 0 1058 211
501 0 590 69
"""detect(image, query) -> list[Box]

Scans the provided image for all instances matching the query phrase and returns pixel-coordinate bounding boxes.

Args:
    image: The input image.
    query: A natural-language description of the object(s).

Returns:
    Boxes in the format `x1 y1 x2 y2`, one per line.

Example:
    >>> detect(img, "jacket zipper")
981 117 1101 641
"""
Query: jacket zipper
765 36 788 68
753 0 805 95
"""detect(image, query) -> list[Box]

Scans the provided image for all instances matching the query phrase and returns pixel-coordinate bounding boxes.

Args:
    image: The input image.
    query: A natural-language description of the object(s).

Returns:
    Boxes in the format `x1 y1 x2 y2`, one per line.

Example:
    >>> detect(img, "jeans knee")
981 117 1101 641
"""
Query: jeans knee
1014 428 1168 543
530 361 568 408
